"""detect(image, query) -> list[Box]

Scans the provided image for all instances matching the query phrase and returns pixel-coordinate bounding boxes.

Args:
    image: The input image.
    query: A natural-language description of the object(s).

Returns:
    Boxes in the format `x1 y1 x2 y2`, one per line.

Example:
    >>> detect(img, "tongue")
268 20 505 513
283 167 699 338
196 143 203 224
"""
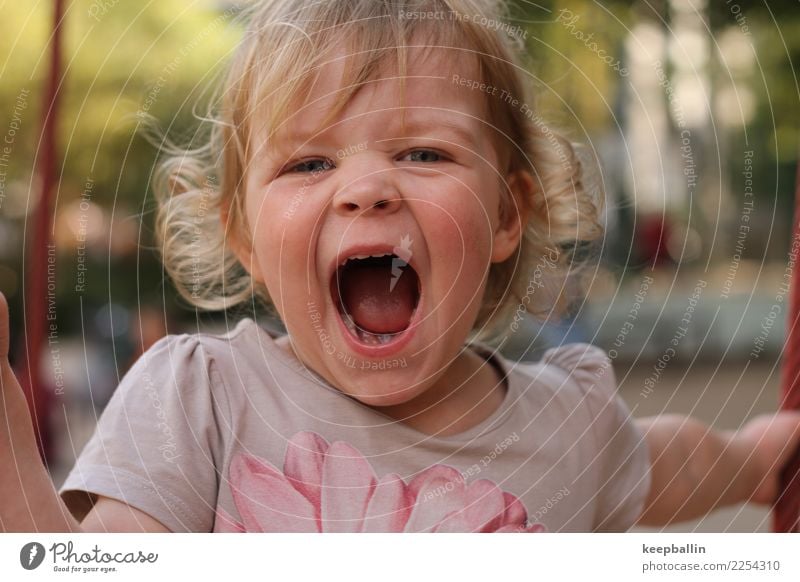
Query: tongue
341 262 416 334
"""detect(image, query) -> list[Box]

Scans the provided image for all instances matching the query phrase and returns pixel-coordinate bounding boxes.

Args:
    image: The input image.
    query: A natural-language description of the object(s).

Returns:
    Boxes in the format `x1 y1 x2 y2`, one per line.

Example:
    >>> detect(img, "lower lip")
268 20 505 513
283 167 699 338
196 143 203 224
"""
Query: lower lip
333 296 423 359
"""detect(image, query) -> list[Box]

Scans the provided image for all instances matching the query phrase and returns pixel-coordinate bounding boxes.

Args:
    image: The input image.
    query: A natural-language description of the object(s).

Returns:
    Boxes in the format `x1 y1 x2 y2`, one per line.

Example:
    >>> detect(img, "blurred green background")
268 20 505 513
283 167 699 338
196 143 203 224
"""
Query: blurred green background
1 0 797 344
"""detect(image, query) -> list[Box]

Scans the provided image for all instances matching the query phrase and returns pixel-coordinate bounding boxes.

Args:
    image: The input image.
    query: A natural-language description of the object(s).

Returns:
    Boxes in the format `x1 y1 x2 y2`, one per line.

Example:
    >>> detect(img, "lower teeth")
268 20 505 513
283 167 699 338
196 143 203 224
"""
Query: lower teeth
342 313 396 345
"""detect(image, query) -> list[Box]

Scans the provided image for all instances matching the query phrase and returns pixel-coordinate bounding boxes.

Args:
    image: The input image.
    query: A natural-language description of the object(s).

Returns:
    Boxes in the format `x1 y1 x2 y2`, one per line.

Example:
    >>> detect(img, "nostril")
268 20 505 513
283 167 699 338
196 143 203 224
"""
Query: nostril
337 197 397 214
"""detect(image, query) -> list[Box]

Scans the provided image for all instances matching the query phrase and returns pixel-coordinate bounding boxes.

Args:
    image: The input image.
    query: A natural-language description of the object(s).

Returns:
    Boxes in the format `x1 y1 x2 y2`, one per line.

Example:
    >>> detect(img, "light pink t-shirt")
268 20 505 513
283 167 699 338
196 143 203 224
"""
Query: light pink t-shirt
59 318 650 532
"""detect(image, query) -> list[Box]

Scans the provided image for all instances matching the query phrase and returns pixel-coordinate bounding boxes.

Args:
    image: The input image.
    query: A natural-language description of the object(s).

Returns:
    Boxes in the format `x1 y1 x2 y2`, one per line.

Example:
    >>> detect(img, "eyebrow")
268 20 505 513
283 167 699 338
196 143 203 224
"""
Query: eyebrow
376 116 480 149
259 113 481 166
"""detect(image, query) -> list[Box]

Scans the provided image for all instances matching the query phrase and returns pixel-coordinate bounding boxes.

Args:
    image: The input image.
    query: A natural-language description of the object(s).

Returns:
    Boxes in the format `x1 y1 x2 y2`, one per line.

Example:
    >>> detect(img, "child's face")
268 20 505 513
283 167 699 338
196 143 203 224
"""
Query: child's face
236 47 528 407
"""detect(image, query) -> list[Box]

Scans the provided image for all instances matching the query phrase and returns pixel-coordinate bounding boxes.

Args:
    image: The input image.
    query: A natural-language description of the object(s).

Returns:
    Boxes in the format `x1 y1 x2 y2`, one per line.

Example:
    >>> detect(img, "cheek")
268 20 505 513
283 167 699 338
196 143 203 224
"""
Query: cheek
430 181 495 251
246 194 279 259
422 196 495 293
245 189 313 298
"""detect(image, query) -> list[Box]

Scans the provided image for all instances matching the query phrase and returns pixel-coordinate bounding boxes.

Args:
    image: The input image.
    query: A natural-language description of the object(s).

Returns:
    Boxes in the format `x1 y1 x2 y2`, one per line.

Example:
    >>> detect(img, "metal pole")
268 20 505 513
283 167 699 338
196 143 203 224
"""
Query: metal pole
774 162 800 532
21 0 65 462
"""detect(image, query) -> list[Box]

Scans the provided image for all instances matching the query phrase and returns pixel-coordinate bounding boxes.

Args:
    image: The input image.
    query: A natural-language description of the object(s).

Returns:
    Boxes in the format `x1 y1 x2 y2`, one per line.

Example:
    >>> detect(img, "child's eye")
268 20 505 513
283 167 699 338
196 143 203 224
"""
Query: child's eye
284 158 335 174
400 149 445 163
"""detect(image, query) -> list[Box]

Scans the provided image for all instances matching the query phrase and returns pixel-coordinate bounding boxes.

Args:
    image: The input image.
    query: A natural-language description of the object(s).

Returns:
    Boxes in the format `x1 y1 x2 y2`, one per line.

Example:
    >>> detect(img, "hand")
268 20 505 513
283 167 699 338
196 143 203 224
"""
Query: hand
0 292 38 460
731 412 800 506
1 292 84 532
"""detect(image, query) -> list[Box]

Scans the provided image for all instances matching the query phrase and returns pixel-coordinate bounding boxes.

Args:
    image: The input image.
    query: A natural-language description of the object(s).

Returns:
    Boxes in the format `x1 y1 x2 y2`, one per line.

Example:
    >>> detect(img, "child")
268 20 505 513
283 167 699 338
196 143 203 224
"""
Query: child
2 0 800 533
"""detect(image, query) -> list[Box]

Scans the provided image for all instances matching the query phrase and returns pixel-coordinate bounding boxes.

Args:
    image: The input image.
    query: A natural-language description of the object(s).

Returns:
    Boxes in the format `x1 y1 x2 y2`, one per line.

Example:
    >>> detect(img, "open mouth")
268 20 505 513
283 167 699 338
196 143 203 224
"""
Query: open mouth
330 253 421 347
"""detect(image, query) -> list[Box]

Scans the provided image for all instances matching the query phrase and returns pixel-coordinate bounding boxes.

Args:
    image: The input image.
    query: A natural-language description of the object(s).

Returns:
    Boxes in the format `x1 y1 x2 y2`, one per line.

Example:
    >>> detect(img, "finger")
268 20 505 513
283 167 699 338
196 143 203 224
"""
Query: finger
775 412 800 464
786 412 800 445
0 291 8 360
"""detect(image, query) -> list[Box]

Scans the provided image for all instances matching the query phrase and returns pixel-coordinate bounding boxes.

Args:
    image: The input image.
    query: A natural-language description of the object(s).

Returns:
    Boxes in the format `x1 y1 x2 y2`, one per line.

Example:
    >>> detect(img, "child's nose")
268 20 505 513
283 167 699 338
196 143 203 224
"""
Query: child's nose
332 170 402 217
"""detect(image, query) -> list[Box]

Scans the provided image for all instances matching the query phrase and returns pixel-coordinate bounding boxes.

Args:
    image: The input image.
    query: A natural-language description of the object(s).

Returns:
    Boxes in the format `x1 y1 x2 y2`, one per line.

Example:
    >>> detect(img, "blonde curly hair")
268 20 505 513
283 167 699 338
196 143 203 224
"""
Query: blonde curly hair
153 0 603 342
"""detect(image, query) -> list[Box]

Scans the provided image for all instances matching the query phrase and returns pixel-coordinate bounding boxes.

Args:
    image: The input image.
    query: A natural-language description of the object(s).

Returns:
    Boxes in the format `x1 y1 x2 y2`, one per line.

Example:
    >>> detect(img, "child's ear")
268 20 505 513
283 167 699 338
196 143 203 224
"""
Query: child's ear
221 200 265 284
491 170 534 263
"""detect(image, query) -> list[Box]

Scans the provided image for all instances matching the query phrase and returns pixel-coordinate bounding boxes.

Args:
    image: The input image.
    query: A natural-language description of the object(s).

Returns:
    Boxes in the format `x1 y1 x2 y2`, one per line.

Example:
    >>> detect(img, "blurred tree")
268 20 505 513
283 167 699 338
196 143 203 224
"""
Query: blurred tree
0 0 239 333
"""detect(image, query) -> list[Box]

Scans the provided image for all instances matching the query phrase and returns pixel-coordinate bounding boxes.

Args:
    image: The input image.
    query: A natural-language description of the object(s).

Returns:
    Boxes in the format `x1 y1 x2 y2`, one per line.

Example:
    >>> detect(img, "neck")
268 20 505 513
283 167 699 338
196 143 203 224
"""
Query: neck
274 335 507 437
374 347 507 436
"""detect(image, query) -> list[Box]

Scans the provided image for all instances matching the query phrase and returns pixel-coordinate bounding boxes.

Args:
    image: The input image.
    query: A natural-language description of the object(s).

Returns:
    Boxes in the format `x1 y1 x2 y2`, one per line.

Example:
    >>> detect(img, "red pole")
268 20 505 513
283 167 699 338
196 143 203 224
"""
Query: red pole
774 161 800 532
20 0 65 462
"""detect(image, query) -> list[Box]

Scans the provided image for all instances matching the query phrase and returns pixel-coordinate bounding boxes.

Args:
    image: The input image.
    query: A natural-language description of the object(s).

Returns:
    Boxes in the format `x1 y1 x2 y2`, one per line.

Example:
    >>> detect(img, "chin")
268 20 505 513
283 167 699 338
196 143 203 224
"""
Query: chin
337 374 430 409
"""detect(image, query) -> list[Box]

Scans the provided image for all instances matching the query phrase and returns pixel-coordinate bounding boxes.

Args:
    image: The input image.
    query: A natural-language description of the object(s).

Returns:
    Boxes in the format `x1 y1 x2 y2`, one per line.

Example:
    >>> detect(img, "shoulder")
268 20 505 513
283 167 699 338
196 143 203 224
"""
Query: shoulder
139 318 261 370
512 343 616 398
506 343 624 431
97 321 273 443
541 343 615 392
137 318 294 406
120 318 265 401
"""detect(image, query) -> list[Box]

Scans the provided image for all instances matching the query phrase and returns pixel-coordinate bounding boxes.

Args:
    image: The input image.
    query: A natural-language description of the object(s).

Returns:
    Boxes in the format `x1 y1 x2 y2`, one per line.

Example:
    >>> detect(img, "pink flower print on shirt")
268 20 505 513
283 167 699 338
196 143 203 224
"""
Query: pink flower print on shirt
215 431 546 533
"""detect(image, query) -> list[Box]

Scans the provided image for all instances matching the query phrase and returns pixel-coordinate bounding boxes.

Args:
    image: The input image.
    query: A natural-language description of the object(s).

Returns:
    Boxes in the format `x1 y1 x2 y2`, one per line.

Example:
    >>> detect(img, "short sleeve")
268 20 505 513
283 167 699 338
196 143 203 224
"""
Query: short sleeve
541 343 651 532
58 334 225 532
